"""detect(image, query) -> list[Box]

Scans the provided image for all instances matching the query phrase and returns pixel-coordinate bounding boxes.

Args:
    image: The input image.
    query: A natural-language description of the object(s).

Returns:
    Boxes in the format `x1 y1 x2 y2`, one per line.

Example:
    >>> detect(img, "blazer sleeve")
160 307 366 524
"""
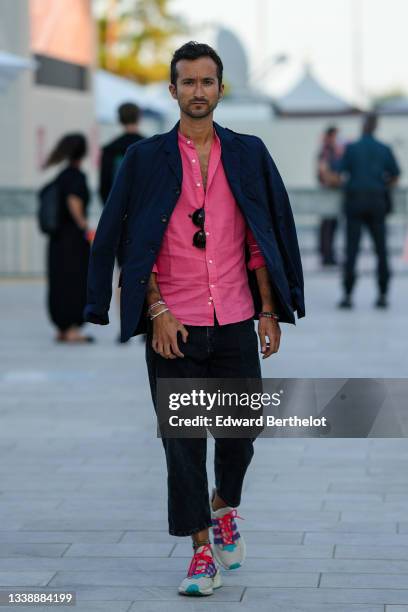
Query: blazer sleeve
260 141 305 318
84 146 136 325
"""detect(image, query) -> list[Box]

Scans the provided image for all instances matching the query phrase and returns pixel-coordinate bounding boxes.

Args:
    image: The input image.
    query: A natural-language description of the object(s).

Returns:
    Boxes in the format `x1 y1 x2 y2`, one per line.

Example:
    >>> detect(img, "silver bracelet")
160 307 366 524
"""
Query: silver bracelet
150 307 169 321
148 299 166 314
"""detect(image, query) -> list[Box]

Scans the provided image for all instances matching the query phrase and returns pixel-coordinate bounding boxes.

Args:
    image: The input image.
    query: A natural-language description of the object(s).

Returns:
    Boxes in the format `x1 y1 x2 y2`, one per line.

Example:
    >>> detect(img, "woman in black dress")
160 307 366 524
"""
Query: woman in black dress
44 133 94 343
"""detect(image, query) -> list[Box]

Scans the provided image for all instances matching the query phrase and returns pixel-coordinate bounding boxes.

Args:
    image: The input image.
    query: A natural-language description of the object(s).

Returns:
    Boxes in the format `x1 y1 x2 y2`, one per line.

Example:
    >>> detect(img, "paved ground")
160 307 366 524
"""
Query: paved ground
0 272 408 611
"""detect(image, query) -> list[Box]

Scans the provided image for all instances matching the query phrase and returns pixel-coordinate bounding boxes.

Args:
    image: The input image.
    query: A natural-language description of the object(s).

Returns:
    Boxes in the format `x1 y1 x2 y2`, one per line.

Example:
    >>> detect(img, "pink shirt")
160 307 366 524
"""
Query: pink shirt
152 129 266 326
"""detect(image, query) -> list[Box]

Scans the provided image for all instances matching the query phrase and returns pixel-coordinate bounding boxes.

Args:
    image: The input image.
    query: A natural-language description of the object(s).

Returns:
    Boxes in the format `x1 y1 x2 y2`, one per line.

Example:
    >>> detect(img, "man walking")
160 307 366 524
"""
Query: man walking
338 113 400 308
85 41 304 596
99 102 145 340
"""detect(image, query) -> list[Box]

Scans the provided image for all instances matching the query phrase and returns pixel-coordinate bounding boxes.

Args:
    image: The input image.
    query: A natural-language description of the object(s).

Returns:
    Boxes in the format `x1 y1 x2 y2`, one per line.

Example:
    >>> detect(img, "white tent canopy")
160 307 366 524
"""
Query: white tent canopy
0 51 37 92
95 69 175 122
275 66 358 116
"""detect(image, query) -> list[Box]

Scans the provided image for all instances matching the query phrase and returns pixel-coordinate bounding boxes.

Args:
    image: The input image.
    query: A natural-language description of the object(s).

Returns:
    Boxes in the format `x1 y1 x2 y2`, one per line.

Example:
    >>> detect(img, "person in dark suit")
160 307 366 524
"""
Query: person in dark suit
84 41 304 596
338 113 400 309
99 102 144 207
99 103 144 341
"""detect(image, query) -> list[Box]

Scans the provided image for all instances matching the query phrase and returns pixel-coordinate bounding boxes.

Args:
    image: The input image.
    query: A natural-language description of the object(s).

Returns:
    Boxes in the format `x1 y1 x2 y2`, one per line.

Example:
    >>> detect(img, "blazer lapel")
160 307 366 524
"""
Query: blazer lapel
214 122 242 199
164 121 182 186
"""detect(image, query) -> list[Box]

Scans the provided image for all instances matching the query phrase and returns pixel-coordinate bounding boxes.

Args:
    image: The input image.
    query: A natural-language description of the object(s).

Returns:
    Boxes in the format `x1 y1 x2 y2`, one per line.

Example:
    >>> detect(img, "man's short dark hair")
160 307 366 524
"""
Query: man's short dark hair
363 112 378 135
326 126 338 137
118 102 140 125
170 41 223 88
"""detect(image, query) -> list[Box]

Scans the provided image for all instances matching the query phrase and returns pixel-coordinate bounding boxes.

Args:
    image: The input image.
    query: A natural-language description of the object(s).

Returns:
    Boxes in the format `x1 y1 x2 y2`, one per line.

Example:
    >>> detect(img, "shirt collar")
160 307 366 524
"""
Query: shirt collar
177 127 219 148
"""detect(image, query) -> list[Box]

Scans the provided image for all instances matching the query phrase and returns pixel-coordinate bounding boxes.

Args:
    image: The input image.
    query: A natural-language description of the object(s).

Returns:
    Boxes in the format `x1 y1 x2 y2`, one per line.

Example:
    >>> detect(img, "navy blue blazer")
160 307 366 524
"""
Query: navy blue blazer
84 121 305 342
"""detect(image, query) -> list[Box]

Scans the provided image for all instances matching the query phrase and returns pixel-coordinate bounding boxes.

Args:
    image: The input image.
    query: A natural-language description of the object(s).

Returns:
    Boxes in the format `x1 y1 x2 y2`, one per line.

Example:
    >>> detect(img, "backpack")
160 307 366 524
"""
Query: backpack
37 179 61 235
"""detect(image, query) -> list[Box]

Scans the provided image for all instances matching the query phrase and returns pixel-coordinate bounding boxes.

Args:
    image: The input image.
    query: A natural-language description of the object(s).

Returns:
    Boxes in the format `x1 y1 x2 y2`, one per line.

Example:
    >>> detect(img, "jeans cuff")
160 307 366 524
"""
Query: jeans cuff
169 519 213 537
215 487 241 509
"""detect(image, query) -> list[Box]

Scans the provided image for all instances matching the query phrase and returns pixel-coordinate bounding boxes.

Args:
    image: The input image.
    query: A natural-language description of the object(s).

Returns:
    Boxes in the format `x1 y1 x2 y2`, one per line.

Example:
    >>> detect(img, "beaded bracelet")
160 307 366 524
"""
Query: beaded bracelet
150 307 169 321
259 312 280 321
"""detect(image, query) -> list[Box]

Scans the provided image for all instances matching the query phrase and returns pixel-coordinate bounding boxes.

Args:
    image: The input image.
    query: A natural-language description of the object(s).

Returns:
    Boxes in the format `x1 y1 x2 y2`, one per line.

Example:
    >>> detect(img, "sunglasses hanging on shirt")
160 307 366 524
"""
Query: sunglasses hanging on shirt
189 207 206 248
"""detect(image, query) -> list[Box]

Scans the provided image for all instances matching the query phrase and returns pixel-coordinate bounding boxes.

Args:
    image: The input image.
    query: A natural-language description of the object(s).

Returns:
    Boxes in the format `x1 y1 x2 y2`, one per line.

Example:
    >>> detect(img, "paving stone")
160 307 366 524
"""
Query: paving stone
320 573 408 589
336 546 408 560
20 519 167 530
329 484 408 494
64 543 174 557
342 511 408 522
0 572 55 587
305 533 408 546
0 531 123 543
303 521 396 533
244 587 408 605
0 544 69 558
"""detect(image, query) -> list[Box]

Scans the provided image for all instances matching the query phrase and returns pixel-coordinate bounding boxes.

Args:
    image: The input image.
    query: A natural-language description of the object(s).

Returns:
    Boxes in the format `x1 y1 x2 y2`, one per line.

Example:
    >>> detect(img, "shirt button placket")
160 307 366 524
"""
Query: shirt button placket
205 213 215 321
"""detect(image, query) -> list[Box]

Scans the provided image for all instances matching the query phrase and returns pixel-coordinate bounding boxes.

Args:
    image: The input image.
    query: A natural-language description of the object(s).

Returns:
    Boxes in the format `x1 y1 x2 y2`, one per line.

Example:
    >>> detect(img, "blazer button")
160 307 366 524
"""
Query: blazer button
174 188 180 195
125 238 131 244
150 246 157 253
140 278 147 284
123 213 128 220
161 214 168 223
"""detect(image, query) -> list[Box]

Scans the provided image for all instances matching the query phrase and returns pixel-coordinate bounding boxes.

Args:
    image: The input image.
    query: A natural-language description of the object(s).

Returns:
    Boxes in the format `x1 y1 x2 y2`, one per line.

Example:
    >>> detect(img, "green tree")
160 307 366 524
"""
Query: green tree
97 0 188 83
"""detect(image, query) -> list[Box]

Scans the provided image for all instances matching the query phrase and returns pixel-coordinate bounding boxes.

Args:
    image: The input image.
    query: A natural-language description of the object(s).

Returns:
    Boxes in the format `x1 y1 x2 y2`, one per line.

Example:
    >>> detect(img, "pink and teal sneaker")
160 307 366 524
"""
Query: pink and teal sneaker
211 492 246 570
178 543 222 596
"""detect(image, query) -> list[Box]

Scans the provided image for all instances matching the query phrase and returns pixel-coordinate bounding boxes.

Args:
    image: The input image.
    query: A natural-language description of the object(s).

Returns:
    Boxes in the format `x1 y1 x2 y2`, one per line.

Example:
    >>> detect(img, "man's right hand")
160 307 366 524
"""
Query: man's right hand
152 311 189 359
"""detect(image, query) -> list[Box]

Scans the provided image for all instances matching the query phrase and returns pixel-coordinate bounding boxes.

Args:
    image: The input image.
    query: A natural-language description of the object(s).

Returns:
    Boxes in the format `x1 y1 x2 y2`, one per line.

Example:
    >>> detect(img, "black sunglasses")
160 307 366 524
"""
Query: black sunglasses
189 207 206 248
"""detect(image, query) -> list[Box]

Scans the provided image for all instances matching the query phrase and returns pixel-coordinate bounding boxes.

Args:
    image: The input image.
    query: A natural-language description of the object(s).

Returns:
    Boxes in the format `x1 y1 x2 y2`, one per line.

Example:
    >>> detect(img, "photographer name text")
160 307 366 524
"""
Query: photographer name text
167 415 328 428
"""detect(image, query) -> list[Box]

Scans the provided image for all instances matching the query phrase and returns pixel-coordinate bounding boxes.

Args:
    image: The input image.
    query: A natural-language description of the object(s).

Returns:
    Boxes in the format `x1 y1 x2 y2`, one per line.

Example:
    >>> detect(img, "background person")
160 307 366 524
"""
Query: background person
99 102 145 342
99 102 145 205
337 113 400 309
44 133 94 343
316 125 343 266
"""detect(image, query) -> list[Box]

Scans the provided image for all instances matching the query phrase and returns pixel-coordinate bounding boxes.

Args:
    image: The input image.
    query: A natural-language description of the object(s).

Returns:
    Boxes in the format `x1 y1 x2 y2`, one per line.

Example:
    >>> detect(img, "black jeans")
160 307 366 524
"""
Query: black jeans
343 214 390 296
145 311 262 536
319 217 338 264
343 192 391 296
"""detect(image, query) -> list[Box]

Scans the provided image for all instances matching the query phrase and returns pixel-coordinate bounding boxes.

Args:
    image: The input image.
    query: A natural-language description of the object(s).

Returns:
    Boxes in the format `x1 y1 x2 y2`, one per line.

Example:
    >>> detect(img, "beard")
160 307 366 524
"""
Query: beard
180 97 220 119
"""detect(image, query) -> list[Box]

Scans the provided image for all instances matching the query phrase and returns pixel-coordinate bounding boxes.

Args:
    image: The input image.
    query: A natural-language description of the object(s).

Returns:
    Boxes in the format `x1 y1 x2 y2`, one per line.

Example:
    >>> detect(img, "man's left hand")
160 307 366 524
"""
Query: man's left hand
258 317 281 359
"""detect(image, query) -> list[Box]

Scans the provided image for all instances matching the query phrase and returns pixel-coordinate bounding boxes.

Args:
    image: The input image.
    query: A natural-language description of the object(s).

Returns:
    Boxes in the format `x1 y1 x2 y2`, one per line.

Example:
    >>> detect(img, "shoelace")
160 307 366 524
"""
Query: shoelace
187 544 215 577
214 509 244 545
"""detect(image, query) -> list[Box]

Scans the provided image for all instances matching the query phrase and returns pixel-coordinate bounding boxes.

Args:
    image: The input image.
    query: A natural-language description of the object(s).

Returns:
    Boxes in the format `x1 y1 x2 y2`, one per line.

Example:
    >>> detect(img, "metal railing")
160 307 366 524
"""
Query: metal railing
0 188 407 277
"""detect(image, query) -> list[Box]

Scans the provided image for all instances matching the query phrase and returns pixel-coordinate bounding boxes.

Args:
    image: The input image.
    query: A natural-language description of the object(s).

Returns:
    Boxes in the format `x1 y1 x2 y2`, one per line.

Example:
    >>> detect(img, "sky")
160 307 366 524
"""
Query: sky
170 0 408 104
